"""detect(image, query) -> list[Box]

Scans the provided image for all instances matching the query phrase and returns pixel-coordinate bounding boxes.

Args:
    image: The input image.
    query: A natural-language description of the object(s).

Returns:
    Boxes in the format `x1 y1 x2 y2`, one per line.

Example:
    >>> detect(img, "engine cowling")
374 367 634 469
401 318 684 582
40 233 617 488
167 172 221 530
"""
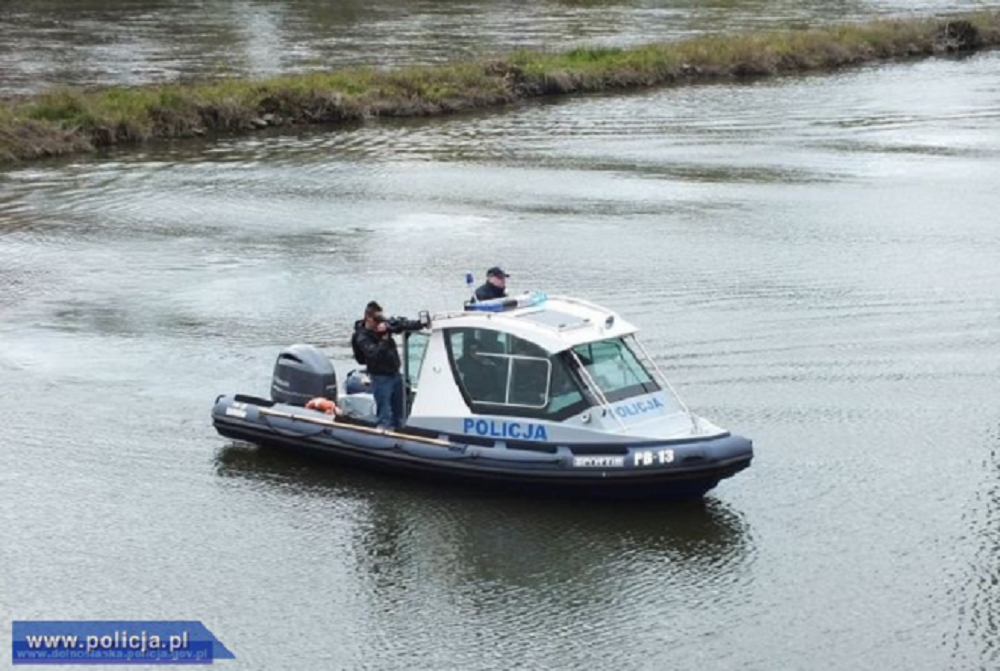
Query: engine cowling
270 344 337 407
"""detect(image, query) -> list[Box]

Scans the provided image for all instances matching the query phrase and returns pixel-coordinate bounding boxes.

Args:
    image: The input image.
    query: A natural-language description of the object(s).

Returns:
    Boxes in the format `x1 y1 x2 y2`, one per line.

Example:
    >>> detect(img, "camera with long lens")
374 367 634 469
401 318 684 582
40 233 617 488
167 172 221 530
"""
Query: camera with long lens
375 310 430 334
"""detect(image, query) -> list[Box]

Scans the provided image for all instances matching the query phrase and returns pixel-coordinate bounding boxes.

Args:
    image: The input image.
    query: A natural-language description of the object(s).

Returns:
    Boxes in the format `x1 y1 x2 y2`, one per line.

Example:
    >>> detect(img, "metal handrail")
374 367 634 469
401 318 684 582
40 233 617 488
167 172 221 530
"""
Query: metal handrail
258 407 453 447
570 351 629 434
628 335 699 434
545 294 615 315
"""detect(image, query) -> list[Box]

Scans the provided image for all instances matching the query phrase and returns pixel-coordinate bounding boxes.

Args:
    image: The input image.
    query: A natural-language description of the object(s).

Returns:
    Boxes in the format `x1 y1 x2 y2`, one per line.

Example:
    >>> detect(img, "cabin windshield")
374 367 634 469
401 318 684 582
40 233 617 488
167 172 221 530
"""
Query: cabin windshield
570 335 660 404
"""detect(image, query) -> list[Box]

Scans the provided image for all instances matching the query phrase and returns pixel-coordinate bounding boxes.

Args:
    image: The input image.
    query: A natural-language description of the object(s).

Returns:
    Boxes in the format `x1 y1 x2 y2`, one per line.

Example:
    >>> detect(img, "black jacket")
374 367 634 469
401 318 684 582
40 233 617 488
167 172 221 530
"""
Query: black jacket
474 282 506 302
354 321 401 376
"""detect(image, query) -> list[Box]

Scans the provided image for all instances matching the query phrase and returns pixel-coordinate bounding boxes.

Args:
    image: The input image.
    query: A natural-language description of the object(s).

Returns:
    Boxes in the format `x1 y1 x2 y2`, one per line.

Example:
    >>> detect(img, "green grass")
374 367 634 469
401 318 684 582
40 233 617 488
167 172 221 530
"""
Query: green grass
0 11 997 163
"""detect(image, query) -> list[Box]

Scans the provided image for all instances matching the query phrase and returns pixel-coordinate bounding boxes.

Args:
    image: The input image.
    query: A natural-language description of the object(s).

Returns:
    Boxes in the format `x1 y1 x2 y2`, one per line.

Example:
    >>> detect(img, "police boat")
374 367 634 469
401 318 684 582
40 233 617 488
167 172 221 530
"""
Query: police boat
211 292 753 499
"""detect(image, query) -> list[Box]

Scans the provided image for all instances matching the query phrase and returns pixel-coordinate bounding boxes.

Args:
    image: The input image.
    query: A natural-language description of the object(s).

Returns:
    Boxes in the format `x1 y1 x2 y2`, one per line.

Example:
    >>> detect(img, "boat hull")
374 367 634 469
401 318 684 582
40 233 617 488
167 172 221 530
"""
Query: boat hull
212 395 753 500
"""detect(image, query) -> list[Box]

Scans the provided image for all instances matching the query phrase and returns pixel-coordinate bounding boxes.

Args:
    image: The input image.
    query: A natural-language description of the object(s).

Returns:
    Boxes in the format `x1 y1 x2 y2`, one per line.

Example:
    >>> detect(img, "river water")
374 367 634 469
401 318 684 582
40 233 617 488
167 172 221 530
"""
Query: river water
0 0 996 94
2 3 1000 670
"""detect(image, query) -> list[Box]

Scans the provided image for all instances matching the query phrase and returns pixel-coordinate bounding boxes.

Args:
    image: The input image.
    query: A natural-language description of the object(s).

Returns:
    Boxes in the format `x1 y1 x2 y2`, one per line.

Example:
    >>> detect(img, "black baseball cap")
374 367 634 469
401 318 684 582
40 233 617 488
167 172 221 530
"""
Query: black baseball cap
487 266 509 278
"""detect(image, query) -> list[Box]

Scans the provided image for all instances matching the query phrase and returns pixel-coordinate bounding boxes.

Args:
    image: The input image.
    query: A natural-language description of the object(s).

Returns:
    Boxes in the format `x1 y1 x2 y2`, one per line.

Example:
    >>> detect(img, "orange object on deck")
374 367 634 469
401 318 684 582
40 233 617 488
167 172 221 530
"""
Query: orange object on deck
305 397 339 415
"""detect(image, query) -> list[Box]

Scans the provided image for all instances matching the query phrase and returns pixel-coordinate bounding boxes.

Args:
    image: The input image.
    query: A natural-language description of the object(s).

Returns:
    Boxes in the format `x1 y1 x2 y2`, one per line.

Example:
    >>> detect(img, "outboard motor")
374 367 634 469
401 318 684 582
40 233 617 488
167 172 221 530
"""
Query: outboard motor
270 344 338 407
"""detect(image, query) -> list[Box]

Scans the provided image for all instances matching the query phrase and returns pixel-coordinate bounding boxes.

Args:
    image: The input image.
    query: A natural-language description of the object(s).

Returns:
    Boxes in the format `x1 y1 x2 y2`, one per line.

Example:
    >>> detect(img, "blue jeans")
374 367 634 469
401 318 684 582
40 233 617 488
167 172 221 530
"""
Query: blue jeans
371 373 404 430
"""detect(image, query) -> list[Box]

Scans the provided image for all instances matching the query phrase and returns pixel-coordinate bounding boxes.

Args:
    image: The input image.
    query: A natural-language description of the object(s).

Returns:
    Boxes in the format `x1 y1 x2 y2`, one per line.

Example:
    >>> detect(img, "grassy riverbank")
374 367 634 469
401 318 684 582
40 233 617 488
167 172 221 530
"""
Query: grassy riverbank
1 12 997 163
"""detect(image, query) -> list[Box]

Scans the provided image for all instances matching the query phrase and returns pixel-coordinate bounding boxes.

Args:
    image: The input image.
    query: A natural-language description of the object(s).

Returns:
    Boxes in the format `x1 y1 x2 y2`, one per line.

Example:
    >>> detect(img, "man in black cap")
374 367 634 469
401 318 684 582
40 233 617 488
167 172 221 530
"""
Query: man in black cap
353 300 404 430
473 266 509 302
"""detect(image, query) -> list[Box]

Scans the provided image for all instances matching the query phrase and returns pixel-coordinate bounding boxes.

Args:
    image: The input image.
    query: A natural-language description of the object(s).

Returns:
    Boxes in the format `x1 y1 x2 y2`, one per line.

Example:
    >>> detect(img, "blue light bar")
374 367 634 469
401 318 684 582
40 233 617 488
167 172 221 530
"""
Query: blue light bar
465 291 547 313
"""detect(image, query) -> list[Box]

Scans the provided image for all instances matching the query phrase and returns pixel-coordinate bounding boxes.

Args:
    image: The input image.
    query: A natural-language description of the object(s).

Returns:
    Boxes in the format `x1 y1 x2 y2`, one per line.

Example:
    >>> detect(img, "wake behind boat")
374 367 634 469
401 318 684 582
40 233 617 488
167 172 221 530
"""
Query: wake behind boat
211 292 753 499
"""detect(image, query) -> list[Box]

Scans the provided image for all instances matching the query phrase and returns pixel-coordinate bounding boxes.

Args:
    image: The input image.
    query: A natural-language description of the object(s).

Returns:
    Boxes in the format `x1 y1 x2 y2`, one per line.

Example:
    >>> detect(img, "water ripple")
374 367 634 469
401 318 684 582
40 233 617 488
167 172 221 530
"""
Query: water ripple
948 426 1000 671
2 46 999 671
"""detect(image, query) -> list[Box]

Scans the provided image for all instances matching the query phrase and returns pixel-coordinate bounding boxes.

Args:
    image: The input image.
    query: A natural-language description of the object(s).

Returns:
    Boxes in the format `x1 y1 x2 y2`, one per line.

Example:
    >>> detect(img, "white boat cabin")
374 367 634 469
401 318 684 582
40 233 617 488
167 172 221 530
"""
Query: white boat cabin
394 294 724 444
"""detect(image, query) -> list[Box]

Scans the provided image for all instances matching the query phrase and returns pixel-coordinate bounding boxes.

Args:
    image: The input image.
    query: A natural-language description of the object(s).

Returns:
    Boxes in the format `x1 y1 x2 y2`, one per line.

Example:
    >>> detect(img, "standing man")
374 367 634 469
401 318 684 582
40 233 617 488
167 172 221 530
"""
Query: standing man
354 300 404 430
474 266 509 302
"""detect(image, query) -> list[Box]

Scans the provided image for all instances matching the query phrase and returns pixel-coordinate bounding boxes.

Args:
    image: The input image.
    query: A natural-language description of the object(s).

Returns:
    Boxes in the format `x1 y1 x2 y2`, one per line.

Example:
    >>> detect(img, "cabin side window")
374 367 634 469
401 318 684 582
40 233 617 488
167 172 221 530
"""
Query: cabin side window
445 328 586 420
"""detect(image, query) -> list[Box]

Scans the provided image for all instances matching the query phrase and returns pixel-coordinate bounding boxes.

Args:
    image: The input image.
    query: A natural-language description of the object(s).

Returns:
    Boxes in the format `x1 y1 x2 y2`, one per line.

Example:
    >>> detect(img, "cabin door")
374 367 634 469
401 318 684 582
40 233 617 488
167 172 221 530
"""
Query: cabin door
402 332 430 416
